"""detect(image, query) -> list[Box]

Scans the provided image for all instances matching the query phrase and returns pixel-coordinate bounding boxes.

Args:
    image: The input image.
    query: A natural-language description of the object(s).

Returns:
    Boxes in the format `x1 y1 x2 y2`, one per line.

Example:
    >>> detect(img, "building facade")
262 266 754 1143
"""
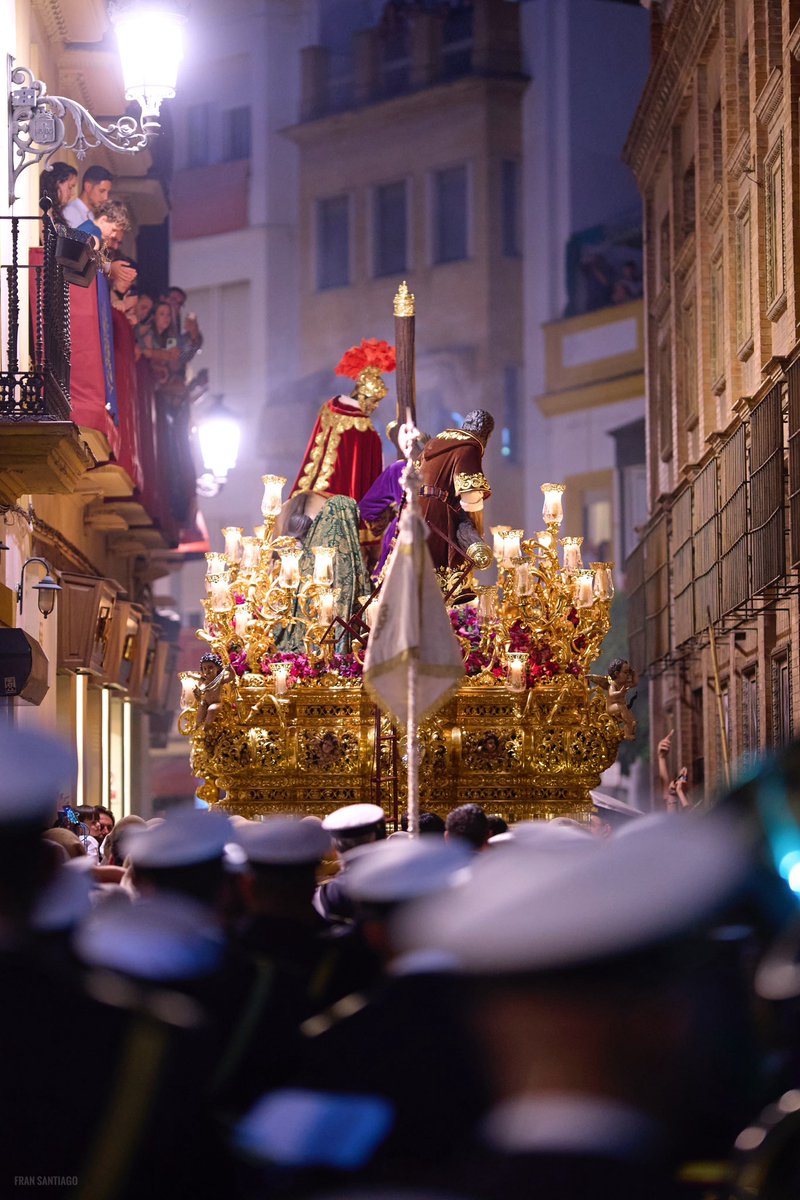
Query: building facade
625 0 800 799
286 0 527 524
1 0 198 814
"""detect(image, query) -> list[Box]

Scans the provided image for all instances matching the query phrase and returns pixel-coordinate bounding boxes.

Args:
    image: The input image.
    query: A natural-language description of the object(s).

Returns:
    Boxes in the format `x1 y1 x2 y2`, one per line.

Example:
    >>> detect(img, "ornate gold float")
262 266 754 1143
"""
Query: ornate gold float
179 476 629 824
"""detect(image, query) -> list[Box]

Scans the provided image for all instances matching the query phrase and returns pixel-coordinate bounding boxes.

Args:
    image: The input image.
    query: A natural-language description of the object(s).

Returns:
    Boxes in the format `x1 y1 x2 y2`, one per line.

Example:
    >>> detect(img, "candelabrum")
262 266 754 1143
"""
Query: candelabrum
458 484 614 688
197 475 367 697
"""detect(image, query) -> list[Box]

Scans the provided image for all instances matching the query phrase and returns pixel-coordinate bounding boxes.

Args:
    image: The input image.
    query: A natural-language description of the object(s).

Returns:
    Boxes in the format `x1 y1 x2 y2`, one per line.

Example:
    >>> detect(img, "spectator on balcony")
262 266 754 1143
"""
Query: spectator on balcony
134 292 155 327
38 162 78 225
139 300 184 389
612 260 644 304
62 164 113 229
163 285 203 367
77 197 130 246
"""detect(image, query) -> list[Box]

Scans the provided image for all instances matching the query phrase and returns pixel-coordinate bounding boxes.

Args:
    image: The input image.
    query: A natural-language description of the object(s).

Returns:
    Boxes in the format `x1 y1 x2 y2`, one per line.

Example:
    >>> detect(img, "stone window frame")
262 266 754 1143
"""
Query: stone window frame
710 241 725 393
735 196 754 359
764 131 787 319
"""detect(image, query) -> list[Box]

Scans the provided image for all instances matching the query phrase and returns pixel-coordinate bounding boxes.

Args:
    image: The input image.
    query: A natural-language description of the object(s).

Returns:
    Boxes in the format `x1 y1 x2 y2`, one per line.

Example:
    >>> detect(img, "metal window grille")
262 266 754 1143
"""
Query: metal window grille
719 424 749 614
787 363 800 567
693 458 720 633
750 385 784 593
645 515 670 664
671 487 694 648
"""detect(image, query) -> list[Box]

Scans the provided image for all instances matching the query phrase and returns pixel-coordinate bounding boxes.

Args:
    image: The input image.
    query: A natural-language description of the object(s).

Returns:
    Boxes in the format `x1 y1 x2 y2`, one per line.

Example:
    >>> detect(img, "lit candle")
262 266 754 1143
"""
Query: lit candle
502 530 523 566
239 536 260 574
575 572 594 609
541 483 565 527
491 525 511 561
233 604 251 638
477 585 497 620
312 546 335 586
278 548 301 589
515 561 532 596
591 562 615 601
222 526 244 564
507 652 528 692
272 662 291 695
179 671 198 708
205 551 227 577
261 474 286 518
561 536 583 572
208 576 232 612
319 589 336 625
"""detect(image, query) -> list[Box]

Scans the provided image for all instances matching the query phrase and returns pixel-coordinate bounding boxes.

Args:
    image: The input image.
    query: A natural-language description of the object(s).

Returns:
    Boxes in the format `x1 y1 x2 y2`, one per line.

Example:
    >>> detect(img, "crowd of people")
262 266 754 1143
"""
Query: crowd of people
5 721 800 1200
39 162 203 387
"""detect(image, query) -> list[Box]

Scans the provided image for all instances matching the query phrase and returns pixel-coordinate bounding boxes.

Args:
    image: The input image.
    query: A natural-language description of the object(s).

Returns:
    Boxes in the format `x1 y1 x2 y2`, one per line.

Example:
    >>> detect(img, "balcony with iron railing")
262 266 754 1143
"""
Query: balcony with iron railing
627 374 800 674
0 207 198 549
299 0 521 122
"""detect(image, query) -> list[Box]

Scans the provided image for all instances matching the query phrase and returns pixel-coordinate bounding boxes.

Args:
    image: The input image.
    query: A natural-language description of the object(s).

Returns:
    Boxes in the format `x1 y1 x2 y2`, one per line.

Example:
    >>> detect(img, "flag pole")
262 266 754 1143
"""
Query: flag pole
402 407 421 838
393 282 416 460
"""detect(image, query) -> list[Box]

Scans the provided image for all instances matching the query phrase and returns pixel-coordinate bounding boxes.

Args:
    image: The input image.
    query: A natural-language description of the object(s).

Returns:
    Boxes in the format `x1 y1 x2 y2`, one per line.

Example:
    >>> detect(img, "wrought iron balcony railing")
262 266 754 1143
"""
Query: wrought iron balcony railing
0 209 70 422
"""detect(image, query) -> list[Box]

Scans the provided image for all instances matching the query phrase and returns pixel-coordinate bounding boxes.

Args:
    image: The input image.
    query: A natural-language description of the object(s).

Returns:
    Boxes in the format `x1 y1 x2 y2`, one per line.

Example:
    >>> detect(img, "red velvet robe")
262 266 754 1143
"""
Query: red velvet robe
291 397 383 502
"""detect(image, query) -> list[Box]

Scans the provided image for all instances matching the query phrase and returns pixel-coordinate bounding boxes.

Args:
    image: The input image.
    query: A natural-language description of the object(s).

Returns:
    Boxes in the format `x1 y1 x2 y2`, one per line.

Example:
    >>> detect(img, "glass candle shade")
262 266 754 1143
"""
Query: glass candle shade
179 671 198 708
272 662 291 695
491 525 511 561
561 537 584 573
507 652 528 692
239 536 260 574
541 483 565 527
591 562 615 601
233 604 251 638
477 585 498 620
318 589 336 626
254 524 267 542
278 548 301 589
575 572 595 609
261 474 286 518
205 551 227 577
208 576 232 612
502 530 523 567
515 561 533 596
222 526 244 564
312 546 335 586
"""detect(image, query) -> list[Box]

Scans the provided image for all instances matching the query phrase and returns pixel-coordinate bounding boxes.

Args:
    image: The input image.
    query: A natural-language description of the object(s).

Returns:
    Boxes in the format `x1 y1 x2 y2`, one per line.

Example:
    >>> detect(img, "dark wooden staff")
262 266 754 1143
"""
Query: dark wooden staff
393 281 416 456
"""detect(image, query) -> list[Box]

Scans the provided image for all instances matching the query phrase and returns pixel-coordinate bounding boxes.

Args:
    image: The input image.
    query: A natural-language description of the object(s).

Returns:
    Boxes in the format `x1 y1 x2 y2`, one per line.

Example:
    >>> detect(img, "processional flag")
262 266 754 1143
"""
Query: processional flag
363 490 465 728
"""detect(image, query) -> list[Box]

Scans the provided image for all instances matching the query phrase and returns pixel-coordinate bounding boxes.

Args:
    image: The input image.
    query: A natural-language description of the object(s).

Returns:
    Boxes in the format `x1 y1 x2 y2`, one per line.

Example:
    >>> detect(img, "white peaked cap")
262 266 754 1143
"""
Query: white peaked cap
74 892 225 981
0 725 77 828
322 803 385 835
238 816 332 865
393 813 752 974
123 808 233 868
342 836 472 904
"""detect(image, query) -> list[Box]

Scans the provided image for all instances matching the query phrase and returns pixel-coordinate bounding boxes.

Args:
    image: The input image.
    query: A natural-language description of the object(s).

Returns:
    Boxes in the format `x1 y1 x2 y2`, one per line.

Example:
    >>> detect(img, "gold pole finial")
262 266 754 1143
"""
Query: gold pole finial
393 280 415 317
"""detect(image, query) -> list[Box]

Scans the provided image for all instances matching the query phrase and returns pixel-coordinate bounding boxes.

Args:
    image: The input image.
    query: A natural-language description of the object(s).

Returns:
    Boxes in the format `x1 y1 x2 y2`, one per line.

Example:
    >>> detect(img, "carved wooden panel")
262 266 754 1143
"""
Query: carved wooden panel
57 573 117 675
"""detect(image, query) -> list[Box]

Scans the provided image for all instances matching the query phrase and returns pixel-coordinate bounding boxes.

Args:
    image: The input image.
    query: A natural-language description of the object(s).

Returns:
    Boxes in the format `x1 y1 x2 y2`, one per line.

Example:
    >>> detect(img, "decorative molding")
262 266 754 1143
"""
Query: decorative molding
754 67 783 129
651 284 671 323
702 181 723 227
727 130 752 182
788 19 800 62
673 231 696 284
624 0 720 184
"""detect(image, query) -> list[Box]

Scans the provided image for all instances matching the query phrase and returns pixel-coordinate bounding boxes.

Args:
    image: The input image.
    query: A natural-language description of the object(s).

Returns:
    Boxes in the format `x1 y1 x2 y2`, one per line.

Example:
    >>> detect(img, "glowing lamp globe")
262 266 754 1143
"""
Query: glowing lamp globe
111 1 187 130
197 397 240 482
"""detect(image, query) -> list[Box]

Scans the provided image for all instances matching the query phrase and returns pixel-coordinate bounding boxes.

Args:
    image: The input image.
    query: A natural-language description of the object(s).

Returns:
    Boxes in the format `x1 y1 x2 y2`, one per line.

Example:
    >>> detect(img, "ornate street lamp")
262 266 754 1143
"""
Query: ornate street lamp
8 0 187 204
